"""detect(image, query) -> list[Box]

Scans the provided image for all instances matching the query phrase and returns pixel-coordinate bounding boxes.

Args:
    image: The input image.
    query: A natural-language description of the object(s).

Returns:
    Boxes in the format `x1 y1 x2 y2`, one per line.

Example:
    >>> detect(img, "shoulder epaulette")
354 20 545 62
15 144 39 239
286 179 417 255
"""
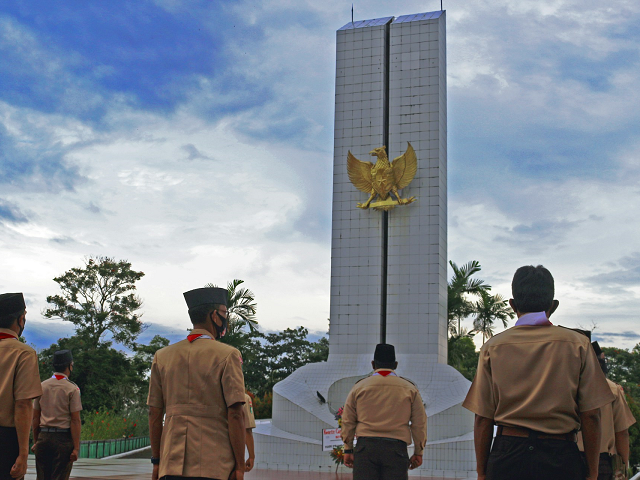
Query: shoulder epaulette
398 376 417 387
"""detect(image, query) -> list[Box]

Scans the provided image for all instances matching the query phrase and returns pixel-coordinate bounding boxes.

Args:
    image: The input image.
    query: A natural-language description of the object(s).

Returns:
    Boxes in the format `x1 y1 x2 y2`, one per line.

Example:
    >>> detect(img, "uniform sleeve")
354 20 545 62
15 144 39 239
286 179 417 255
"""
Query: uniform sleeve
14 350 43 401
33 395 41 410
221 350 246 408
410 388 427 456
147 353 164 409
577 344 616 412
244 395 256 429
340 388 357 449
69 388 83 413
462 348 496 419
612 385 636 432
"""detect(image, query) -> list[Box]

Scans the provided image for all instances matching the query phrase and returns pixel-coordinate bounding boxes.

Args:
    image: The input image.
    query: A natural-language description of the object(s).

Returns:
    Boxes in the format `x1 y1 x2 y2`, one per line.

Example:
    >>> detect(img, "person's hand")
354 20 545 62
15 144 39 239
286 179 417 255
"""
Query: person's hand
151 464 159 480
70 449 79 462
31 443 37 453
245 456 254 472
409 454 422 469
344 453 354 468
230 470 244 480
477 475 487 480
10 454 28 479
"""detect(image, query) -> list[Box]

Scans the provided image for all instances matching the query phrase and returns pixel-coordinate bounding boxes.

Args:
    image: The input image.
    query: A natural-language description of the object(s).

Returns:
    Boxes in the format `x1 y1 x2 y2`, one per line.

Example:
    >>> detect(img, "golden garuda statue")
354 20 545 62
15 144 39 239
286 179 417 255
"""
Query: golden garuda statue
347 142 418 211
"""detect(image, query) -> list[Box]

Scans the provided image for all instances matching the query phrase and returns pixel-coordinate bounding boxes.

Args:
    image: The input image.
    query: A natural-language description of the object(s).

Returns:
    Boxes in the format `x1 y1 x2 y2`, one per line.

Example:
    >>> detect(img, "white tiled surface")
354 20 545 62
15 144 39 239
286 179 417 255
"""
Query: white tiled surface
330 12 448 363
330 19 388 356
262 11 473 476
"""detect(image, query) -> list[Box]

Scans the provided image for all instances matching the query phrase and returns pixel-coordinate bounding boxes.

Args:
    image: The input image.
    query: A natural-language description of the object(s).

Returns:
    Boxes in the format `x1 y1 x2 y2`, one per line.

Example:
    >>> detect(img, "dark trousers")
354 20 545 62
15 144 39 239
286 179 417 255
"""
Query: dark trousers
0 426 19 480
486 435 586 480
580 452 614 480
161 477 218 480
353 437 409 480
34 432 74 480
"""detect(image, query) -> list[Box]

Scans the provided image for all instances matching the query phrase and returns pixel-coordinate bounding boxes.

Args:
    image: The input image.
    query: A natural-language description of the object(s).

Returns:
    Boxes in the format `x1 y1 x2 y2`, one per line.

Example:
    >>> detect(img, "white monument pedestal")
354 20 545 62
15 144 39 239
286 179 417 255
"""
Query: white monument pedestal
255 11 476 477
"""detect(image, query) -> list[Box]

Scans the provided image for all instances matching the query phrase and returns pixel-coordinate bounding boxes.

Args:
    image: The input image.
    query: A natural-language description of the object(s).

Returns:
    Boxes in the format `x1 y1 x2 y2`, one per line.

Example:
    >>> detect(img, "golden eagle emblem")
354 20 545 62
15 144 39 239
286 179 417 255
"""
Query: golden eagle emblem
347 142 418 211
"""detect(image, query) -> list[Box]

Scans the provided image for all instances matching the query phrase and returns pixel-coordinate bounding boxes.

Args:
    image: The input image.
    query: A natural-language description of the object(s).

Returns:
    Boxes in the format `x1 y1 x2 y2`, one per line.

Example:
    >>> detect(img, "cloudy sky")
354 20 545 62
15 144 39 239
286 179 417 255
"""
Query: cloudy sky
1 0 639 351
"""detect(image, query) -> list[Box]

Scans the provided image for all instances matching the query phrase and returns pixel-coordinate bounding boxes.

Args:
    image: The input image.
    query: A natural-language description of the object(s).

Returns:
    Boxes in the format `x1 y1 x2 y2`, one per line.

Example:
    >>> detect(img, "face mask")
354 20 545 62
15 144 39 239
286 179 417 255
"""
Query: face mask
211 310 228 338
18 317 26 337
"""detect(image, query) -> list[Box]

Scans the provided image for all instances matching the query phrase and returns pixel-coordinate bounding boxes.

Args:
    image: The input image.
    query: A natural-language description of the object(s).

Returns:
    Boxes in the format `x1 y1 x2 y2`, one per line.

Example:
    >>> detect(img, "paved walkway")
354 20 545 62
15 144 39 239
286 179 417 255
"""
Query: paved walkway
25 458 355 480
25 457 469 479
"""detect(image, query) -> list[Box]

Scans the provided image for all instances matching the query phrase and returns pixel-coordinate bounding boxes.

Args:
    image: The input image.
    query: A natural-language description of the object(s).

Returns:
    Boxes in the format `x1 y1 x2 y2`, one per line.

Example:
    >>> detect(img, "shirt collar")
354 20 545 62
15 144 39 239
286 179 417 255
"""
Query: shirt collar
373 368 397 377
190 328 214 337
0 328 18 339
53 372 68 379
515 311 552 326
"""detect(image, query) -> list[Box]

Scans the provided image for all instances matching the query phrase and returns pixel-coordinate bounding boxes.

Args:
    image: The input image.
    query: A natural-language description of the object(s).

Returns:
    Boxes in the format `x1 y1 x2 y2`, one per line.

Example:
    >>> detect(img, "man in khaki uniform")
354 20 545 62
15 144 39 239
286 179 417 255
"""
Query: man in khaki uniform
243 393 256 472
341 344 427 480
577 342 636 480
463 265 615 480
148 287 246 480
0 292 43 480
32 350 82 480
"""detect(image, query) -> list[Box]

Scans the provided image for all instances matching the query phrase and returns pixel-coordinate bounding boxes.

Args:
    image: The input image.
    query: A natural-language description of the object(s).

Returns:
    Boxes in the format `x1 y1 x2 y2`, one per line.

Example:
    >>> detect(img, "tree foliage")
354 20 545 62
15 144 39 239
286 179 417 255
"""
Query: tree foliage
448 260 491 337
472 291 514 344
447 335 479 381
44 257 145 348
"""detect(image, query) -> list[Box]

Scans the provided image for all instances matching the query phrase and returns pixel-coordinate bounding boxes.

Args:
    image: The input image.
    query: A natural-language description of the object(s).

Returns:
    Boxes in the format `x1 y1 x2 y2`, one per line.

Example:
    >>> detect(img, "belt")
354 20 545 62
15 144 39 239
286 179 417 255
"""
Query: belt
40 427 70 433
358 437 407 445
497 426 576 442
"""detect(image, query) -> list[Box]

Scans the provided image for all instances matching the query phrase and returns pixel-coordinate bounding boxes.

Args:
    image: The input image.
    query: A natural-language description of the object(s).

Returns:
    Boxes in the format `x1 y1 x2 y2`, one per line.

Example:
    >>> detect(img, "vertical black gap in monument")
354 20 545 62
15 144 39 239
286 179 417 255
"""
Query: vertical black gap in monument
380 20 391 344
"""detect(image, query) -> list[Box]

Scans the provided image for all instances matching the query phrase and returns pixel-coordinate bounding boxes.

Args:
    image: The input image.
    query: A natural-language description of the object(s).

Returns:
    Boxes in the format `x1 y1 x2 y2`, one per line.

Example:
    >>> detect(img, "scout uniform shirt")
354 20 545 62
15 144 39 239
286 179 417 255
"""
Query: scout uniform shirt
577 379 637 454
341 369 427 455
463 325 615 433
147 329 246 479
0 328 42 427
34 373 83 428
244 393 256 430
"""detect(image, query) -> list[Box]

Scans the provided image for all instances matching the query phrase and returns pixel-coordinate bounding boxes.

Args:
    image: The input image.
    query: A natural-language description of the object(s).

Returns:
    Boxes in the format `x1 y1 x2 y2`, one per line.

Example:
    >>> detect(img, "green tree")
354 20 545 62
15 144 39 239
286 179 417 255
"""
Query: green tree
448 260 490 337
603 345 640 468
44 257 145 348
447 334 479 381
472 291 514 344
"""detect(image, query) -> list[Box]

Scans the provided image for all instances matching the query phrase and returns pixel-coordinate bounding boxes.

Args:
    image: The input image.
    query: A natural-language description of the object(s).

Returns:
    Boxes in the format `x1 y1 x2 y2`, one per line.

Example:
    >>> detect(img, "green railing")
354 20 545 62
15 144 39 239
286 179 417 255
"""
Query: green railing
79 436 150 459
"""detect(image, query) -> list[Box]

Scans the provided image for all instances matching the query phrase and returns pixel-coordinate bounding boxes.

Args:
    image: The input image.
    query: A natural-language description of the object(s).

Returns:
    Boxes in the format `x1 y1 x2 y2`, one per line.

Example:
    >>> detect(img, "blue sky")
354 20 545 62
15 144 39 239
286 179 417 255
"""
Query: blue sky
1 0 640 351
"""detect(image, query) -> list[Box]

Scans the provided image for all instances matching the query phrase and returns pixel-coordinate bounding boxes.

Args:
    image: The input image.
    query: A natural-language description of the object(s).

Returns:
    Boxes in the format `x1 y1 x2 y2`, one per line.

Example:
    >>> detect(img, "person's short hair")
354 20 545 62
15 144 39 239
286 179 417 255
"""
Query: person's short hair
53 360 72 371
0 309 25 329
373 360 396 370
512 265 554 313
188 303 222 325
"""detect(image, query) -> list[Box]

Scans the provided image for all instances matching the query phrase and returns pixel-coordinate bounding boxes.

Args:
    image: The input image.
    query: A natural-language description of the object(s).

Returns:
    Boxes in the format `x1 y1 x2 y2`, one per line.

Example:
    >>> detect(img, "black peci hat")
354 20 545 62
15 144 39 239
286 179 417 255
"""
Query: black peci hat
591 341 603 357
53 350 73 368
183 287 228 309
0 293 26 316
374 344 396 364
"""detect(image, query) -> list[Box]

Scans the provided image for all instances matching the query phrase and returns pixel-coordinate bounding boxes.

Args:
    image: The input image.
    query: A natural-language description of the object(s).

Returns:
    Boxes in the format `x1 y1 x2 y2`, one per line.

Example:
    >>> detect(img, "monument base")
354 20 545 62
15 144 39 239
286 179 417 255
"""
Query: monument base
254 354 476 477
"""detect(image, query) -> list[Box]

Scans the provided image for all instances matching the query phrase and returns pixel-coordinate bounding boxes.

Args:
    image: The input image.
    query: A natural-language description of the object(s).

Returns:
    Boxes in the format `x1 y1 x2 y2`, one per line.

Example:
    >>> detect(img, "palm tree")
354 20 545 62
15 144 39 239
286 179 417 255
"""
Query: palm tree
205 280 258 347
448 260 491 336
472 290 514 344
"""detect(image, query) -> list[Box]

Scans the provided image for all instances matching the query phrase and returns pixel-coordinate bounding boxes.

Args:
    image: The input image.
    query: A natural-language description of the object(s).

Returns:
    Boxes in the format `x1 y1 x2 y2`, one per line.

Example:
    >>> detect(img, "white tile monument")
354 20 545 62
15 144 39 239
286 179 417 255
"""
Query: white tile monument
253 11 476 478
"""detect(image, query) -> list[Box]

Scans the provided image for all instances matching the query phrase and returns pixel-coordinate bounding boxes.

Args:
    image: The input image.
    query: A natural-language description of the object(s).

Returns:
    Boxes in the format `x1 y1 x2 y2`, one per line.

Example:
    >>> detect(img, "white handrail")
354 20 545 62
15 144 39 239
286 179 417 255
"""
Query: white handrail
629 471 640 480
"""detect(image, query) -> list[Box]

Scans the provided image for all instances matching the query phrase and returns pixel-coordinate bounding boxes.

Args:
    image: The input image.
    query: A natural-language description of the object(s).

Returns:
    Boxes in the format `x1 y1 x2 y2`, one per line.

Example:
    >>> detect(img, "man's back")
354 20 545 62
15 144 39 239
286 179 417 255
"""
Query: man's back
345 373 424 443
36 377 82 429
464 325 612 434
147 332 245 479
0 331 42 428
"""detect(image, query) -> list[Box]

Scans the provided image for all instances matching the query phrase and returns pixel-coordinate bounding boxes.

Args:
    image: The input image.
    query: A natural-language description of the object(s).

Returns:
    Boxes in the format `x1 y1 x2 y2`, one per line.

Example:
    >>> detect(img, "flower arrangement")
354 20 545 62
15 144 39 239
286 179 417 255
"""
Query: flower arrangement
335 406 343 428
330 445 344 471
329 406 345 471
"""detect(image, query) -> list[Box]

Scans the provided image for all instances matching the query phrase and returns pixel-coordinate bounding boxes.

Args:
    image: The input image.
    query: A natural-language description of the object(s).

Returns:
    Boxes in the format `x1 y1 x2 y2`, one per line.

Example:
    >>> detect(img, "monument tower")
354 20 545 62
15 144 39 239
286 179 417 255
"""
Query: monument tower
254 11 476 477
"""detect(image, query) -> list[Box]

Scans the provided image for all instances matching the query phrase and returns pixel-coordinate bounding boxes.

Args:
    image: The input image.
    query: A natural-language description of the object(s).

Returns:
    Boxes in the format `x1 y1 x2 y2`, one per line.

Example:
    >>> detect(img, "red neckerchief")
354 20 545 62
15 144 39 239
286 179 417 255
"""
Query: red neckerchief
374 369 396 377
187 333 213 342
0 333 16 340
54 375 66 380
